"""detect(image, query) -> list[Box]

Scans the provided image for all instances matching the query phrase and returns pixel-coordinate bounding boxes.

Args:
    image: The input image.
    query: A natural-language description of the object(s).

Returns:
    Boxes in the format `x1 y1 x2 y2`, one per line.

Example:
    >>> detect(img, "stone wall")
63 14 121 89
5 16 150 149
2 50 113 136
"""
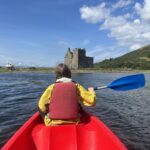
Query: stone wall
64 48 73 68
64 48 93 69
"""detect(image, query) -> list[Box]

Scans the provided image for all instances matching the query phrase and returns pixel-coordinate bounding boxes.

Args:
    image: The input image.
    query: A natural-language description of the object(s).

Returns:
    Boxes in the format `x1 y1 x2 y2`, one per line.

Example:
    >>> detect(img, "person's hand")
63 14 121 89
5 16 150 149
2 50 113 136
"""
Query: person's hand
88 87 94 92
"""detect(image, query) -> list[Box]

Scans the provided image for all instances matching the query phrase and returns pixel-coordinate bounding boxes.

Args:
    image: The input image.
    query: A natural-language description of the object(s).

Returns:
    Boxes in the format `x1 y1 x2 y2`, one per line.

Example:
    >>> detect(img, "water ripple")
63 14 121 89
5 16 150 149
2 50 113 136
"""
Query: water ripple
0 72 150 150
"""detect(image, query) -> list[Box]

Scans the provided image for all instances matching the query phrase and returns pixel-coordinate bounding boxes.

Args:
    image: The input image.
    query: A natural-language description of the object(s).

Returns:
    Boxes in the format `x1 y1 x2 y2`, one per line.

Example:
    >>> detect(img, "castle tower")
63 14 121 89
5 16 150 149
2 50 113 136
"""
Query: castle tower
64 48 93 69
72 48 79 69
64 48 73 68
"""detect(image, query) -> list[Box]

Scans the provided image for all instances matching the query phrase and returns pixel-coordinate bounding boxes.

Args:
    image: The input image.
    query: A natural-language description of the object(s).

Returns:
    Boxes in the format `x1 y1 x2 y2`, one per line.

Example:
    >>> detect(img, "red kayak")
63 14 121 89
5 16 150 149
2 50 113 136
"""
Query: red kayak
2 111 127 150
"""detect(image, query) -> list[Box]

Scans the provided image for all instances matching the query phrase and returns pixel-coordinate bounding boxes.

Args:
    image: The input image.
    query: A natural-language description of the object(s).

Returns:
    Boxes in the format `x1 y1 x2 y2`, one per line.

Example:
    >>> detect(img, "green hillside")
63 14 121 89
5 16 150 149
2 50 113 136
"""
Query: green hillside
95 45 150 70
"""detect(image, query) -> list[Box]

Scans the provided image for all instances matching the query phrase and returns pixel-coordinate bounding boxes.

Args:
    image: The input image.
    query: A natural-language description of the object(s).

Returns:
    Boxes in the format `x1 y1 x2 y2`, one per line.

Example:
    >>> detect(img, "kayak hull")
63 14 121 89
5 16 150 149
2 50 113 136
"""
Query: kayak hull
2 111 127 150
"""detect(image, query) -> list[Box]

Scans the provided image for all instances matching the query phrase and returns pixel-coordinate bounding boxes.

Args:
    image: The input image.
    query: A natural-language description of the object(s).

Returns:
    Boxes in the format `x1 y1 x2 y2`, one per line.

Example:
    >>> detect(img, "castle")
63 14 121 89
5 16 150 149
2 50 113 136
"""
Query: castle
64 48 93 69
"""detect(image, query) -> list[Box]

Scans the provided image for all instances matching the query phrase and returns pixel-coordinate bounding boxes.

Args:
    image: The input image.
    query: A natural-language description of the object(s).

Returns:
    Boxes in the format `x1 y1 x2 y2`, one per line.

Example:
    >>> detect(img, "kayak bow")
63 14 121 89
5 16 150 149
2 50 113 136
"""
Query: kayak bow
2 111 127 150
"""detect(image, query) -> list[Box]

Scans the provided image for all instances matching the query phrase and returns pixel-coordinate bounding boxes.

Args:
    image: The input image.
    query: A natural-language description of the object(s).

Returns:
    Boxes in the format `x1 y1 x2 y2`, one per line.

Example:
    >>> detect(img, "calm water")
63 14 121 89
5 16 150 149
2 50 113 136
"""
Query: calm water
0 72 150 150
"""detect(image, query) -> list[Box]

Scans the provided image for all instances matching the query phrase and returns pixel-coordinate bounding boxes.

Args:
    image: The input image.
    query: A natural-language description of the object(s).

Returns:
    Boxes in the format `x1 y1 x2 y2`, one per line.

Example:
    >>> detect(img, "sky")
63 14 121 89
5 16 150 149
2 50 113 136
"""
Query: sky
0 0 150 67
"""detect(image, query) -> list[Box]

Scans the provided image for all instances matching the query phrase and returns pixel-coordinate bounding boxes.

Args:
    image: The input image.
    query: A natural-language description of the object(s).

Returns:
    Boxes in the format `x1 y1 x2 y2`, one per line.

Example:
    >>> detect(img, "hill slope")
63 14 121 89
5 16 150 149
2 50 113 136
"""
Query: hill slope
95 45 150 70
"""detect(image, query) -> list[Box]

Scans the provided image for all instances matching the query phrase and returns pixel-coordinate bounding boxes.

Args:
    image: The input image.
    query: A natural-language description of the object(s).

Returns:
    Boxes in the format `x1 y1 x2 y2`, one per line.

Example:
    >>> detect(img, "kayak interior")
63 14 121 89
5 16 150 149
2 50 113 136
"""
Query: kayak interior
2 111 127 150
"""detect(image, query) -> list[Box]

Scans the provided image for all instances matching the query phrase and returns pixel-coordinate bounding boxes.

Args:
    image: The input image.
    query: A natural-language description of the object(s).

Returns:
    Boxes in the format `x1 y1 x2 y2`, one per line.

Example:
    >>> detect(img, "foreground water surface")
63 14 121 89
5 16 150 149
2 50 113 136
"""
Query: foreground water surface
0 72 150 150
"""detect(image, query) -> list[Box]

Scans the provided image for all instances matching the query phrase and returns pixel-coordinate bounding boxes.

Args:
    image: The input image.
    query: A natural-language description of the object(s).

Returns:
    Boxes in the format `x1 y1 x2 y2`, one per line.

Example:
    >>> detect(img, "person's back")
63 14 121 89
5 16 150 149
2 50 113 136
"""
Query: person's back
38 64 96 126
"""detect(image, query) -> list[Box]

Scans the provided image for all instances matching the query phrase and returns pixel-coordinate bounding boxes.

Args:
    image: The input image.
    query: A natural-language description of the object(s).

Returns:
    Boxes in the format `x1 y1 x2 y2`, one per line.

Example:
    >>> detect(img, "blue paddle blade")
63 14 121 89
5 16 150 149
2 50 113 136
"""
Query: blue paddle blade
107 74 145 91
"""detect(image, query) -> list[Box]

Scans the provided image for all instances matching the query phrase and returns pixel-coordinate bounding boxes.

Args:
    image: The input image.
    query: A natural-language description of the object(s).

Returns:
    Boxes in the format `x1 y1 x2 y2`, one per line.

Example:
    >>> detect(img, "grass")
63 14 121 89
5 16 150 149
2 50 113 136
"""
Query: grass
0 67 55 73
0 68 13 73
0 67 149 74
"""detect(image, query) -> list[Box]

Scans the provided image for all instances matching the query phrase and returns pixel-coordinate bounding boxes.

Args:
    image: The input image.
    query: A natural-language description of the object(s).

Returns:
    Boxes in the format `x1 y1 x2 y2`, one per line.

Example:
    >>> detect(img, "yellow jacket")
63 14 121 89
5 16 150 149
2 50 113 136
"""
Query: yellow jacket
38 78 96 126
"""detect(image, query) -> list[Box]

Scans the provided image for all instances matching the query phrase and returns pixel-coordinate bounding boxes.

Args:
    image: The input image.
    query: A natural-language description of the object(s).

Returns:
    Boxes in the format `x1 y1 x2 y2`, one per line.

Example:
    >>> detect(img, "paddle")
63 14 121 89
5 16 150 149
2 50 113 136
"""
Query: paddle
94 74 145 91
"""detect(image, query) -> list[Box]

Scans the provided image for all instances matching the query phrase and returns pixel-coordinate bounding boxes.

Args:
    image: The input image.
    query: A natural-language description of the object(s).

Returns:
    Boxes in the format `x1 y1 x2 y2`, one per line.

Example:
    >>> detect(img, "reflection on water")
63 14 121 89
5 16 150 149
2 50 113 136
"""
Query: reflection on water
0 72 150 150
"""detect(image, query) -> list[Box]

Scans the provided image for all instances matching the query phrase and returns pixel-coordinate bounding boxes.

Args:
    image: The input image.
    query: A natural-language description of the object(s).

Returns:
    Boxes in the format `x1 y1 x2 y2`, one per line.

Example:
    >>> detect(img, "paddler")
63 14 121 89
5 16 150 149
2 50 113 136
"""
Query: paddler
38 63 96 126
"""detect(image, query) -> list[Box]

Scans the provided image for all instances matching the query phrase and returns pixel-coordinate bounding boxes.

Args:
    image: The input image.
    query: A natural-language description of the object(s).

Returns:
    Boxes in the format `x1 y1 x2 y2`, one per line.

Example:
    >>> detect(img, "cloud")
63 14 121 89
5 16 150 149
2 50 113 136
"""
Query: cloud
100 15 150 50
87 45 105 56
87 45 126 62
58 41 71 47
80 3 110 24
80 0 150 60
135 0 150 21
112 0 133 10
130 44 143 51
87 45 109 62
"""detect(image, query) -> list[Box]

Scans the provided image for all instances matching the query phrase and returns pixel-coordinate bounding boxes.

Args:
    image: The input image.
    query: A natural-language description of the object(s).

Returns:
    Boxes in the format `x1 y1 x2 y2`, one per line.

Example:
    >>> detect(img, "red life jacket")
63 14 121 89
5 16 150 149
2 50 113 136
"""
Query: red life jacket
49 82 78 120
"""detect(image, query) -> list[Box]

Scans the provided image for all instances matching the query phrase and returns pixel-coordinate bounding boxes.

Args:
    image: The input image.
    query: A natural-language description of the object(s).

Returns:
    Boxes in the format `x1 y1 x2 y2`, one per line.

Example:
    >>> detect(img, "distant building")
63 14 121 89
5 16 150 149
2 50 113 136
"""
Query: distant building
5 63 15 71
64 48 93 69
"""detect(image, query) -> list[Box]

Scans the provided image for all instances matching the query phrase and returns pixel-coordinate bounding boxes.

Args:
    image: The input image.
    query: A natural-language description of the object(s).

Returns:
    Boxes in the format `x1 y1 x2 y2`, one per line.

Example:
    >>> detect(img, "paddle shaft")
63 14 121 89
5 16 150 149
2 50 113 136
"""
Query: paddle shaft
94 86 107 90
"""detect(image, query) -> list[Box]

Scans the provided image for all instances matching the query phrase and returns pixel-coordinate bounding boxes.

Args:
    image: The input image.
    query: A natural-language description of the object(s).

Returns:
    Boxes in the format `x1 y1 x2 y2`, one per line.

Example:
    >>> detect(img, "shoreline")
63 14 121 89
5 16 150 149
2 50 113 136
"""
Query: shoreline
0 67 150 74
